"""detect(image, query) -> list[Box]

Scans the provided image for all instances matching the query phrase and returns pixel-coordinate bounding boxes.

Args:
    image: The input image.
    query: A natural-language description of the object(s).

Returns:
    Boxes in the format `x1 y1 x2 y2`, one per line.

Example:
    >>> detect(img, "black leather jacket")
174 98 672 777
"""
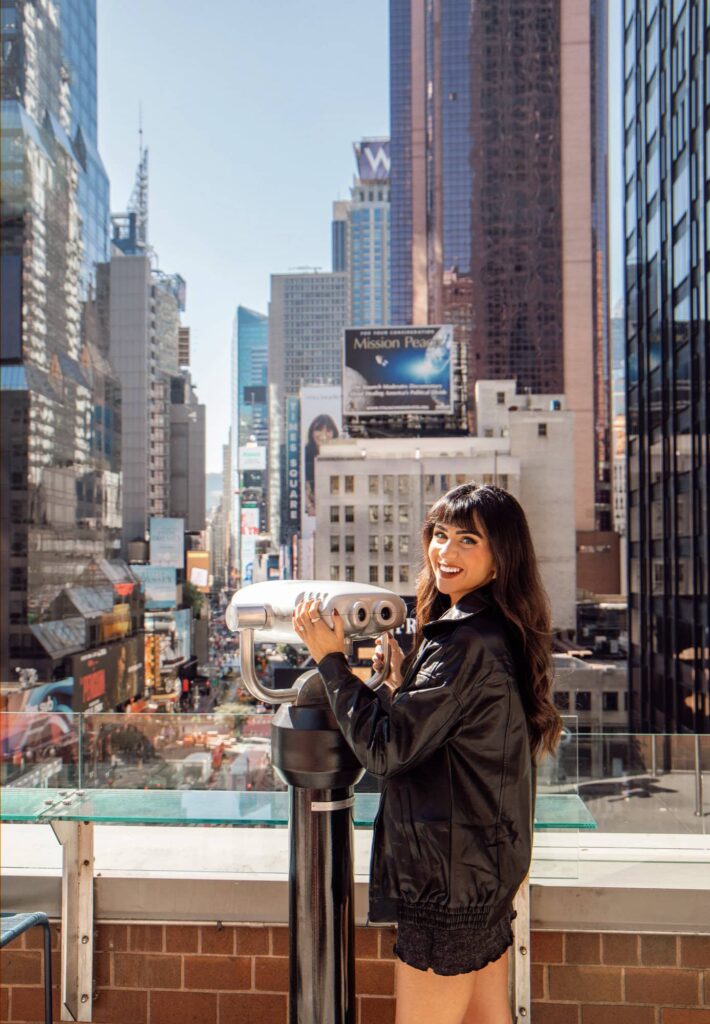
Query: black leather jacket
318 586 533 928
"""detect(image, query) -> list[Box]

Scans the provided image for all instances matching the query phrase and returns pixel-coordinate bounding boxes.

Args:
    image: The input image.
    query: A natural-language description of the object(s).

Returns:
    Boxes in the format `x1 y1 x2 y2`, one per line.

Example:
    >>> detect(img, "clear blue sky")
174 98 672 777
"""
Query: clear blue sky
97 1 389 472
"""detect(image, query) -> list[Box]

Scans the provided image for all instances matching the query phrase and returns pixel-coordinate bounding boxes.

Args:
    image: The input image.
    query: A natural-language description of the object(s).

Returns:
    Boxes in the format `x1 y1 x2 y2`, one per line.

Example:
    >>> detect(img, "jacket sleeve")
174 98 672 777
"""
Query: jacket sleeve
317 641 484 778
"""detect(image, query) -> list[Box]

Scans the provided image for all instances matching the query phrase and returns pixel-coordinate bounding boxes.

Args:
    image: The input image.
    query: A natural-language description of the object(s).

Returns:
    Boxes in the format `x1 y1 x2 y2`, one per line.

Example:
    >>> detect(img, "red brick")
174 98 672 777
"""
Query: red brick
219 991 287 1024
356 927 380 959
582 1005 656 1024
378 926 397 959
270 927 289 956
548 965 623 1003
531 1003 580 1024
92 987 148 1024
165 924 198 952
681 936 710 969
532 931 565 963
94 949 111 987
0 950 42 985
184 954 251 990
201 925 235 955
625 967 701 1005
95 923 128 952
129 924 163 952
112 952 181 989
532 962 545 999
23 923 59 951
566 934 601 965
360 995 396 1024
358 959 395 996
663 1012 710 1024
705 969 710 1003
8 985 61 1023
602 933 639 965
640 934 678 966
0 985 8 1022
255 956 289 992
236 925 270 955
151 989 217 1024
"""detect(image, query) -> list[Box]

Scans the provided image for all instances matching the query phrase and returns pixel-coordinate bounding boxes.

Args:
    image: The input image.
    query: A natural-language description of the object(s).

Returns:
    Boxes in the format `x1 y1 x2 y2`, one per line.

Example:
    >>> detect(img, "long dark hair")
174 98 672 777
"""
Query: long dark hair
409 482 561 760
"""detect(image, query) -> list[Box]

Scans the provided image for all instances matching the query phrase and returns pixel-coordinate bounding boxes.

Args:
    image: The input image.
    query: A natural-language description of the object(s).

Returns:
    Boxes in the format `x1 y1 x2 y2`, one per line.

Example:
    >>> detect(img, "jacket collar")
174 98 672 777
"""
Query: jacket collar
421 583 495 638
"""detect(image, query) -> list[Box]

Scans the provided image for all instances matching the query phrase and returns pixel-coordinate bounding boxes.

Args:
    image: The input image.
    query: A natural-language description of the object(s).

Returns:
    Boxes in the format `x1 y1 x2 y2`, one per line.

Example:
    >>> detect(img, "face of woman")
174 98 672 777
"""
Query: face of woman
428 520 496 606
311 424 335 447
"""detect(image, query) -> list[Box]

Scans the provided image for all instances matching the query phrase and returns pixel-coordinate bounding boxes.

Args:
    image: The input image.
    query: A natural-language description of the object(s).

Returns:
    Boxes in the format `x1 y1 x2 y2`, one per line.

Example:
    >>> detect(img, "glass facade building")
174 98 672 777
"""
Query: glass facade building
231 306 269 540
389 0 564 411
624 0 709 732
0 1 121 680
347 140 391 327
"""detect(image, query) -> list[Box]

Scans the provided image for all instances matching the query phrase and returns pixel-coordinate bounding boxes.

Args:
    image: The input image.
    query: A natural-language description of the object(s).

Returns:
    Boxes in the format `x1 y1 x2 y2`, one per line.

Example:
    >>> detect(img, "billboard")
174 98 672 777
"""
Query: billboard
186 550 210 592
300 386 342 575
238 445 267 471
285 396 300 532
149 517 184 568
132 566 177 609
72 647 113 712
343 325 453 415
354 139 390 183
173 608 192 663
145 610 191 673
113 635 145 706
240 505 260 585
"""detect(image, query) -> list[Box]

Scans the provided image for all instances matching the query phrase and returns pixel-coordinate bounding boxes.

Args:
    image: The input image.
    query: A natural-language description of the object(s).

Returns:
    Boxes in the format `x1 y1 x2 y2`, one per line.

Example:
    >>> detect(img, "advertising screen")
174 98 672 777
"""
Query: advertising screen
343 325 453 415
285 396 300 532
149 517 185 568
113 635 145 706
132 566 177 609
240 505 260 585
186 551 210 592
72 647 113 712
173 608 192 663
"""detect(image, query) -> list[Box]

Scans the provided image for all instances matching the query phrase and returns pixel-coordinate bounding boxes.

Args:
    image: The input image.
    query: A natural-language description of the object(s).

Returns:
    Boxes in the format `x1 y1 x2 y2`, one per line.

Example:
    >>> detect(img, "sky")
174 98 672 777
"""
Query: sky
97 1 389 472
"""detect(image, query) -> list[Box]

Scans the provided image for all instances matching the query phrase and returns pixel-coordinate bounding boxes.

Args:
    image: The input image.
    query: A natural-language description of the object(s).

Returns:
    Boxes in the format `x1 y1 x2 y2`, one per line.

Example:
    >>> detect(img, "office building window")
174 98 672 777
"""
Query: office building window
602 692 619 712
496 391 505 405
575 691 592 712
369 506 379 523
538 423 548 437
369 565 379 583
330 536 340 553
384 565 394 583
345 535 355 553
368 475 379 494
369 535 379 554
330 476 340 495
383 535 394 553
345 566 355 582
399 506 410 525
383 474 394 495
398 475 410 495
384 504 394 524
399 565 409 584
344 475 354 493
399 535 410 556
345 505 354 523
554 692 570 710
330 565 340 580
330 506 340 523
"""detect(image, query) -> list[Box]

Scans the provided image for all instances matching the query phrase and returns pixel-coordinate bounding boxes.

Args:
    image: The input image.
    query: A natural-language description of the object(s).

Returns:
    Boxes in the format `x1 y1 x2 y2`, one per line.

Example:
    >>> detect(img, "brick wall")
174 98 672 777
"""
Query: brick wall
1 925 708 1023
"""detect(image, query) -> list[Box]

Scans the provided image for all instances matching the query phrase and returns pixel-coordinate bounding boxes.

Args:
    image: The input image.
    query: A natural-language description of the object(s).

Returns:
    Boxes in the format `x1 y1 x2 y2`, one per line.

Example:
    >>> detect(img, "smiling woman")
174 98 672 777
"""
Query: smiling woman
294 482 562 1024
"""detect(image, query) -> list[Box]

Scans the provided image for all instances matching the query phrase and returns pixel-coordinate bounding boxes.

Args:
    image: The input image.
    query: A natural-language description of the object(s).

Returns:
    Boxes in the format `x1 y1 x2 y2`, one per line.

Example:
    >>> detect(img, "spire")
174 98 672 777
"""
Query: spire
128 113 149 250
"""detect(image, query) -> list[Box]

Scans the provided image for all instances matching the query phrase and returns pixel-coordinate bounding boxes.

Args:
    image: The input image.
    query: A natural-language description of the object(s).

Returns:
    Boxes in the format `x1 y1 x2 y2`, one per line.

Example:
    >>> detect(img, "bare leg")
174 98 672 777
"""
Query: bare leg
461 949 512 1024
394 959 477 1024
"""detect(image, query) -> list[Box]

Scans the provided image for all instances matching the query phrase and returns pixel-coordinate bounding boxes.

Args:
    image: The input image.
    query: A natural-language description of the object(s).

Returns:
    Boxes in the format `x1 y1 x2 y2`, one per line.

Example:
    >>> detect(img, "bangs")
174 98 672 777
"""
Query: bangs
428 488 482 533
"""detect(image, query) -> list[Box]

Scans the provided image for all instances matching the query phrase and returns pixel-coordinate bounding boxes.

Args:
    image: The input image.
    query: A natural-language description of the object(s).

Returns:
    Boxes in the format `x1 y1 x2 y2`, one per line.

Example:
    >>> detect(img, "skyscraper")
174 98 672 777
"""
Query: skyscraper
332 139 392 327
389 0 603 546
0 0 121 680
267 271 347 545
624 0 709 733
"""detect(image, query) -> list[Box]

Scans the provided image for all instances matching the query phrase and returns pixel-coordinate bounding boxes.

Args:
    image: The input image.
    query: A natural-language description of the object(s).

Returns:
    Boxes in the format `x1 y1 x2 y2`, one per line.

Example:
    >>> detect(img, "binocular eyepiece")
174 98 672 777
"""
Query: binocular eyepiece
225 580 407 645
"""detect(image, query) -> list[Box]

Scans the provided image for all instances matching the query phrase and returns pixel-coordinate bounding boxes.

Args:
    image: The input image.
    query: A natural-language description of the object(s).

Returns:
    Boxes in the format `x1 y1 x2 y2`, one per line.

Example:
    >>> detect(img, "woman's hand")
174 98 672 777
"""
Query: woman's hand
292 599 346 662
372 633 405 691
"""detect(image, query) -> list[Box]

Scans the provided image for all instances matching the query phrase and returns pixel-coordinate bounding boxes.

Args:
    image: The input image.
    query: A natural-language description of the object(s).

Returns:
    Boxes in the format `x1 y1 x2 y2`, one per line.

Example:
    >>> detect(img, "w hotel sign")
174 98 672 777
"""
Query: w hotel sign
354 138 390 183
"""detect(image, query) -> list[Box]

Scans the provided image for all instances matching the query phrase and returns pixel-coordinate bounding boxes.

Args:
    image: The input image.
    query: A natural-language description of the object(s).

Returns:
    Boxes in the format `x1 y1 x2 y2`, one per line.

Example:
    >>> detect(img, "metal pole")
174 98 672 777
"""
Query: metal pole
694 734 703 817
289 786 356 1024
650 734 657 779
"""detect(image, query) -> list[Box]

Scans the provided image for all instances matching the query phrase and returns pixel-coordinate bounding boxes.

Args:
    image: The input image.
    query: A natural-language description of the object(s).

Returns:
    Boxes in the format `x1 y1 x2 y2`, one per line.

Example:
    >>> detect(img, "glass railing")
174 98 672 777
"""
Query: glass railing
1 712 708 835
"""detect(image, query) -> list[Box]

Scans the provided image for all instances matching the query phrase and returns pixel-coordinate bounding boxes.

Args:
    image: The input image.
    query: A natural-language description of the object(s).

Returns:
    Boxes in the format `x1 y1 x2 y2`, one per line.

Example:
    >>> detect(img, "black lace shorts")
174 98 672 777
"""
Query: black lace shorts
393 910 516 976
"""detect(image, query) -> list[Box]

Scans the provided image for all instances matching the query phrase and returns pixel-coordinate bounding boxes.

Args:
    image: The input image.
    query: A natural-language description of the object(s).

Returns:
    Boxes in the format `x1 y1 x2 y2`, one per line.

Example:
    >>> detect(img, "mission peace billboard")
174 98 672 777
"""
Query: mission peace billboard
343 325 453 416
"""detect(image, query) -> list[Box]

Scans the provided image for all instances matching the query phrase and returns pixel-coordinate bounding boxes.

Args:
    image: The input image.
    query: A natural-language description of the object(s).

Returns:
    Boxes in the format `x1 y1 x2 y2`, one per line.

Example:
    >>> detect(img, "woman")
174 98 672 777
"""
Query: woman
293 483 561 1024
304 414 339 515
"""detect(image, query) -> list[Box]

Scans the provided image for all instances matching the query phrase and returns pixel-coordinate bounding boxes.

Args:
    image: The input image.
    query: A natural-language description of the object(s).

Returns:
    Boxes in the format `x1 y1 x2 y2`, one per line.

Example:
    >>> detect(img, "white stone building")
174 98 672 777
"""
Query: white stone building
313 382 577 631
